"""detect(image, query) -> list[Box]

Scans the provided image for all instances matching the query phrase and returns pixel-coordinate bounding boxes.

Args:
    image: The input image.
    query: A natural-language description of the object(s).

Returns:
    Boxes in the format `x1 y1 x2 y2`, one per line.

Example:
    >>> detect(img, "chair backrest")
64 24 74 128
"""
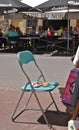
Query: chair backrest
8 36 19 44
17 50 35 65
17 50 45 82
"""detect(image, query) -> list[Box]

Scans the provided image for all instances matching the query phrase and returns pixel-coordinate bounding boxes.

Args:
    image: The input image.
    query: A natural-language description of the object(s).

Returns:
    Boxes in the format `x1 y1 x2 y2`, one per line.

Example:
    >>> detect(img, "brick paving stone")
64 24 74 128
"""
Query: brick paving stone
0 87 71 130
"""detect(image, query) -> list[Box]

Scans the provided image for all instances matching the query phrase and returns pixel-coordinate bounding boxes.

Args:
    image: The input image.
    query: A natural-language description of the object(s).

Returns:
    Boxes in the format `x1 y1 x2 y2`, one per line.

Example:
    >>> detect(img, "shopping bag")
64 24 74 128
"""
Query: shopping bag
68 120 79 130
61 68 79 105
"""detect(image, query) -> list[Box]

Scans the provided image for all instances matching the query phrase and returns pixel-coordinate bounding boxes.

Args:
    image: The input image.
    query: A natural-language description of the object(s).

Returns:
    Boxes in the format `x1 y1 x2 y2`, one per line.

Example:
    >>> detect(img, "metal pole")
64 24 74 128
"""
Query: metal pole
67 6 70 54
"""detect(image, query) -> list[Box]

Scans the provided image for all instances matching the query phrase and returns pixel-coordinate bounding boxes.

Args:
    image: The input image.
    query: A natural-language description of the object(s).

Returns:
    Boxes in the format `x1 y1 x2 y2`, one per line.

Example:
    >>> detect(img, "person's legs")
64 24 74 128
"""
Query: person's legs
71 99 79 120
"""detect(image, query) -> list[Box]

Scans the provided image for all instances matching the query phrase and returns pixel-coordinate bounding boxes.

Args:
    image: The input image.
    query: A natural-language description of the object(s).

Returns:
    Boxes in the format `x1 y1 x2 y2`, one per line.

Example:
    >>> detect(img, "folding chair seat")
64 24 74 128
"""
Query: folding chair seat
11 50 59 129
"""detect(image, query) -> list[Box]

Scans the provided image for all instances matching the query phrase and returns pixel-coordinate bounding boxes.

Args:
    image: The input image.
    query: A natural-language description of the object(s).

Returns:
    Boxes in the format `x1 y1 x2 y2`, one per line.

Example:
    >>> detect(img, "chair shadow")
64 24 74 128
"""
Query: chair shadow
37 87 72 126
38 110 71 126
13 110 71 126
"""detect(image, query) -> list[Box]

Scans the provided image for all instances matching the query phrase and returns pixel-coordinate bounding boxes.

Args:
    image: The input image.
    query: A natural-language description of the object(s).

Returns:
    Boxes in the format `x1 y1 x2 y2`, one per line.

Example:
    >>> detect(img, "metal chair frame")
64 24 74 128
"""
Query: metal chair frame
11 50 59 129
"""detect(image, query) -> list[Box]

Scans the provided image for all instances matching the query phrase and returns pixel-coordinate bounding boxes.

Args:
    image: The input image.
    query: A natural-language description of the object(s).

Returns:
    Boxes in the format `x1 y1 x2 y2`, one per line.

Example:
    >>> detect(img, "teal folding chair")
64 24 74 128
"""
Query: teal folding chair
11 50 59 129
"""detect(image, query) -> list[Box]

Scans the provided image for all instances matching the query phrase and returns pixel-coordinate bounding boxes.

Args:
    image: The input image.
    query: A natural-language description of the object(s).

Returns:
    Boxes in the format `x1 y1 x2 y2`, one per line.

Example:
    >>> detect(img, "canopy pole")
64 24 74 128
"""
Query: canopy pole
67 6 70 54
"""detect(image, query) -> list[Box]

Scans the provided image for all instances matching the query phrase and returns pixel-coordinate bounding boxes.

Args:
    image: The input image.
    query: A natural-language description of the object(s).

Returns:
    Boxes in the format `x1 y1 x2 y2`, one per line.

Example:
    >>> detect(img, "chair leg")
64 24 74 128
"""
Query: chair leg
11 91 33 121
44 92 59 112
32 90 52 128
12 89 57 128
49 91 59 112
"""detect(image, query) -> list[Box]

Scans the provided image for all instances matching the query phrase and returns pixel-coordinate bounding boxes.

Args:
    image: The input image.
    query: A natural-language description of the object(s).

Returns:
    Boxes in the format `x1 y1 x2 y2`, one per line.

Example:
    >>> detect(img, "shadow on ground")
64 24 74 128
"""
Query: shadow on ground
38 110 71 126
13 110 71 126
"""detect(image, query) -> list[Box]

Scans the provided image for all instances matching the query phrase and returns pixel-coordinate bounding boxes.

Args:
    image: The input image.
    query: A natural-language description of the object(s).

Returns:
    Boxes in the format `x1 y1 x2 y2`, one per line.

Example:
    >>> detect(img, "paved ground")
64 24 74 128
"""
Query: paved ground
0 52 74 130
